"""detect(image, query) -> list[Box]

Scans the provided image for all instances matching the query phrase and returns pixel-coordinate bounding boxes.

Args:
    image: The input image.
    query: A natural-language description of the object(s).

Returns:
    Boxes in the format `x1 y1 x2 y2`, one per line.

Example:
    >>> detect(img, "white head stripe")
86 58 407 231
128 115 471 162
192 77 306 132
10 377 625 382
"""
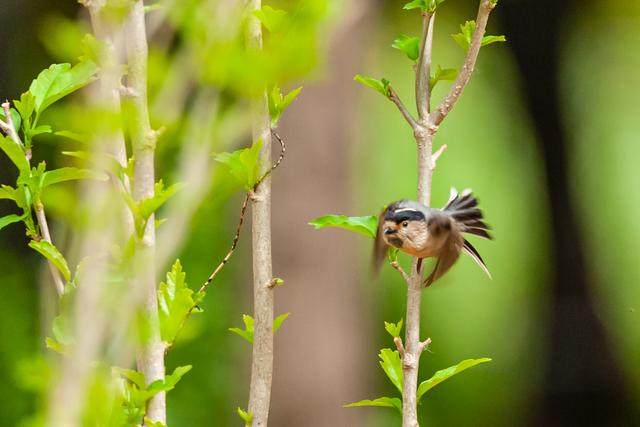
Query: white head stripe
394 208 419 213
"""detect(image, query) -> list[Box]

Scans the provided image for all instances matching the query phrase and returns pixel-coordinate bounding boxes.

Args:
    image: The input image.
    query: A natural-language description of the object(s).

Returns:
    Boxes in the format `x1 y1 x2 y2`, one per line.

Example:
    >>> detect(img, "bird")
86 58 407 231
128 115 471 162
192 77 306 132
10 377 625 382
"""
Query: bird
374 188 492 286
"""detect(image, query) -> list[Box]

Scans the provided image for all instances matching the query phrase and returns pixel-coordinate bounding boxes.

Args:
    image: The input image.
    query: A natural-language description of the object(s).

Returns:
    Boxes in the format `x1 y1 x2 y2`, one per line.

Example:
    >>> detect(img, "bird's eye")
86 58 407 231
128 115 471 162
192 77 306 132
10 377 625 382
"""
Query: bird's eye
402 221 409 227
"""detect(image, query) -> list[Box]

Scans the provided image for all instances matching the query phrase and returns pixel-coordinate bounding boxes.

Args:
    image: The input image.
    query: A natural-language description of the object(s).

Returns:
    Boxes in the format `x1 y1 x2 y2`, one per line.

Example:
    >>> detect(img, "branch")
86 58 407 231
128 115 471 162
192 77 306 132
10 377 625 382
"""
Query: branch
429 0 496 128
430 144 447 170
389 87 418 130
1 101 23 147
124 1 166 424
415 12 435 122
391 260 411 283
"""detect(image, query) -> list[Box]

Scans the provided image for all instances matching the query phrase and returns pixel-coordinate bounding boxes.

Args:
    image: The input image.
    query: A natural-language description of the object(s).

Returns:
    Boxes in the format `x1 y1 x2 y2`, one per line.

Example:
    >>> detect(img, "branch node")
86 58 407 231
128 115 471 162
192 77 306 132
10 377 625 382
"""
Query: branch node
120 85 138 98
418 337 432 353
394 336 406 358
402 352 417 369
265 278 279 289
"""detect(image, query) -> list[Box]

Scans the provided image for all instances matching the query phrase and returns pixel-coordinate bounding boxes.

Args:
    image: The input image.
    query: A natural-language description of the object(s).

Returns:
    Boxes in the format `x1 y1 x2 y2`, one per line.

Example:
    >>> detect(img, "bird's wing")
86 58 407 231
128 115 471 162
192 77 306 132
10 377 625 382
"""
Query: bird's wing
373 208 389 273
424 229 462 286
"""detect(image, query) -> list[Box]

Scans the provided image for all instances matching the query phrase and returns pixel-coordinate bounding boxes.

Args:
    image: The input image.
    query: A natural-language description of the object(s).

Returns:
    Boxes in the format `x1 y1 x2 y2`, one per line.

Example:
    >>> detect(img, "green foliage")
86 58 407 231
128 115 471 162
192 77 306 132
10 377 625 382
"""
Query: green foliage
452 21 506 51
379 348 403 393
384 319 404 338
0 107 22 133
268 85 302 127
392 35 420 62
28 240 71 282
236 407 253 426
353 75 391 98
28 61 98 115
229 313 290 344
254 6 287 32
214 140 264 191
417 358 491 402
158 260 201 346
403 0 445 13
0 135 29 173
308 214 378 238
344 396 402 413
124 180 184 237
41 167 107 189
430 65 458 90
0 213 28 231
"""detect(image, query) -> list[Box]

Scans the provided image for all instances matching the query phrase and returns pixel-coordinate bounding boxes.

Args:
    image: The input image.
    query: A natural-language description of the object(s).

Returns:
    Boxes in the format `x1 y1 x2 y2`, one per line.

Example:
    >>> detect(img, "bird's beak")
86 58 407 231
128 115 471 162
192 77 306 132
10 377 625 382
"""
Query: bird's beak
384 228 396 235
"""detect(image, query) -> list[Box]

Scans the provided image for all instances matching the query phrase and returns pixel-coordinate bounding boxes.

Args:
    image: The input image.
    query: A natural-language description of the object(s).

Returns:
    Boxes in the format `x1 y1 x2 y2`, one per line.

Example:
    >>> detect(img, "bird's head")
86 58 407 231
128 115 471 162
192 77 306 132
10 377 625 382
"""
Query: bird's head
381 201 428 249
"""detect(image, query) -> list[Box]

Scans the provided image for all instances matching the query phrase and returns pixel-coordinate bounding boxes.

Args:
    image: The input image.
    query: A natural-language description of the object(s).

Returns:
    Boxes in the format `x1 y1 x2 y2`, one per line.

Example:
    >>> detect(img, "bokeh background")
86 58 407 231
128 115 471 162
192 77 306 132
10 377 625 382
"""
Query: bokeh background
1 0 639 426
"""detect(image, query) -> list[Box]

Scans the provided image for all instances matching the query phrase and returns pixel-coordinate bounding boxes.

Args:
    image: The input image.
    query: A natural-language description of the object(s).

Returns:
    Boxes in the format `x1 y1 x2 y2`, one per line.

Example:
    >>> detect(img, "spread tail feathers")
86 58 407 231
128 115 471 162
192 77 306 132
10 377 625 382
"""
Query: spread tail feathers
444 188 493 241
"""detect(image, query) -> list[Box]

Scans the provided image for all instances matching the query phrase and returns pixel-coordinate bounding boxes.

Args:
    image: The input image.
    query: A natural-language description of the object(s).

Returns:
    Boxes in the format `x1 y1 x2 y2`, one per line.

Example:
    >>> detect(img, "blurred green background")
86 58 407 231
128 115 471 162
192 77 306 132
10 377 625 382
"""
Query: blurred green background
1 0 639 426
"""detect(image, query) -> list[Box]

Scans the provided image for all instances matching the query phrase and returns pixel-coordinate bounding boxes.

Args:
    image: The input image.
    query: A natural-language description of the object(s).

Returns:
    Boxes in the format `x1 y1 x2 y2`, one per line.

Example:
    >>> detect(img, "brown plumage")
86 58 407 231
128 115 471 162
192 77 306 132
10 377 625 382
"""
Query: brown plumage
374 189 492 286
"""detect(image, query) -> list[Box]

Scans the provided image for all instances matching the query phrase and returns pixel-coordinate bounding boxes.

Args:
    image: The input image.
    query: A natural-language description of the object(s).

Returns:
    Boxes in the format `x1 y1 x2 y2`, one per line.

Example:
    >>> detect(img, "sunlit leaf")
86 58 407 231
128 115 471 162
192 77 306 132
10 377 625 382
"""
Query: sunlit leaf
228 314 254 344
0 185 16 201
384 319 403 338
158 259 199 345
453 21 506 51
344 396 402 413
45 336 68 355
28 239 71 281
29 61 99 114
41 167 108 188
392 35 420 61
417 358 492 402
113 367 146 389
14 92 35 126
254 6 287 32
0 212 28 231
308 214 378 238
213 140 263 190
482 35 507 46
353 74 391 98
379 348 403 393
430 65 458 90
403 0 445 12
0 135 29 173
273 312 290 334
137 180 184 221
237 407 253 426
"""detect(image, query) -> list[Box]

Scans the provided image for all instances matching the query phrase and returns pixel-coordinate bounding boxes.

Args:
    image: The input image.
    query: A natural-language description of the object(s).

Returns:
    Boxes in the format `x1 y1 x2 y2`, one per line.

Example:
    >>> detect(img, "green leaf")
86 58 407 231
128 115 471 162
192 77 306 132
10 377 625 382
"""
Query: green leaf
229 314 254 343
353 75 391 98
0 212 27 231
41 167 108 189
0 185 16 201
268 85 302 127
0 135 29 173
137 180 184 221
384 319 403 339
417 358 492 402
379 348 403 393
392 35 420 61
160 365 192 391
213 140 263 190
344 396 402 413
482 34 507 47
427 0 446 12
387 247 399 263
254 6 287 32
113 367 147 389
14 92 35 126
28 239 71 281
308 214 378 238
143 418 167 427
430 65 458 90
403 0 427 10
158 259 199 345
237 407 253 426
45 336 68 355
26 125 53 140
28 61 99 114
453 21 506 51
0 107 22 133
273 312 290 334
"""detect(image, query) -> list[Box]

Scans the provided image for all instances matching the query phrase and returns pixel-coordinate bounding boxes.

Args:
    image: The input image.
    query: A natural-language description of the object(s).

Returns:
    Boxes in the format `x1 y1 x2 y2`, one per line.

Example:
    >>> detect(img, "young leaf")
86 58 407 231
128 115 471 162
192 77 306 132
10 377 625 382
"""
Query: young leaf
237 407 253 426
14 92 35 127
0 107 22 133
453 21 506 51
430 66 458 90
379 348 403 393
0 135 29 173
143 418 167 427
308 214 378 238
28 239 71 281
344 396 402 413
254 6 287 32
392 35 420 61
0 212 28 231
273 312 290 334
41 167 108 189
416 358 492 402
229 314 255 344
158 260 199 345
113 367 147 389
384 319 404 339
353 75 391 98
213 140 263 190
0 185 16 201
29 61 99 114
268 85 302 127
45 336 68 355
137 180 185 221
403 0 427 10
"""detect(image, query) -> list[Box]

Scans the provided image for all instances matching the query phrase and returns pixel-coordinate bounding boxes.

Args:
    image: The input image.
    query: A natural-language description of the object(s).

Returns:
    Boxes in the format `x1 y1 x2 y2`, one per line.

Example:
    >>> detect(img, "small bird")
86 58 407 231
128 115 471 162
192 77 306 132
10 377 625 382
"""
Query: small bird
374 188 492 286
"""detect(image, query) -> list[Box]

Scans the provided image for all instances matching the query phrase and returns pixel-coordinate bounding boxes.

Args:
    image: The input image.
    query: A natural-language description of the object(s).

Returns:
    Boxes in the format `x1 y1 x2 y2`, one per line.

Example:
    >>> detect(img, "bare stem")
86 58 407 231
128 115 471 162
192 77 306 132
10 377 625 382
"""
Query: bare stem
124 1 165 424
429 0 495 128
246 1 275 425
389 87 418 130
415 12 435 121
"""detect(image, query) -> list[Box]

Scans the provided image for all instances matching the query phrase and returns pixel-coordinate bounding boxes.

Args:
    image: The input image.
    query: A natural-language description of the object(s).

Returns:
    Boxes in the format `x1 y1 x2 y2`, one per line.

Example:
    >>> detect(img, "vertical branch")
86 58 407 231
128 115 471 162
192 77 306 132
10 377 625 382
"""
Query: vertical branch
246 0 275 425
415 12 434 121
124 1 166 424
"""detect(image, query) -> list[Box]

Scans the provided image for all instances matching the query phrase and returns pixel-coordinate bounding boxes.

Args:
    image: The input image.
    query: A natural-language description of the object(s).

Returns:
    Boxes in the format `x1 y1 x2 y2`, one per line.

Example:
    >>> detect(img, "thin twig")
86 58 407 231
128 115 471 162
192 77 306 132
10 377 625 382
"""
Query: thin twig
429 0 495 128
394 336 406 358
388 87 418 130
1 101 23 147
415 12 434 121
391 260 411 283
430 144 447 169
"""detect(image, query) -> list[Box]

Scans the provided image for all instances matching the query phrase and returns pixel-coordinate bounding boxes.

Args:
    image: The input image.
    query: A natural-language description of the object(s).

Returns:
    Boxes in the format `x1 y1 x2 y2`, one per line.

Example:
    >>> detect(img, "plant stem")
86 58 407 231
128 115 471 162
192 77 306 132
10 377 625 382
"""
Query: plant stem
246 1 275 425
124 1 166 424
